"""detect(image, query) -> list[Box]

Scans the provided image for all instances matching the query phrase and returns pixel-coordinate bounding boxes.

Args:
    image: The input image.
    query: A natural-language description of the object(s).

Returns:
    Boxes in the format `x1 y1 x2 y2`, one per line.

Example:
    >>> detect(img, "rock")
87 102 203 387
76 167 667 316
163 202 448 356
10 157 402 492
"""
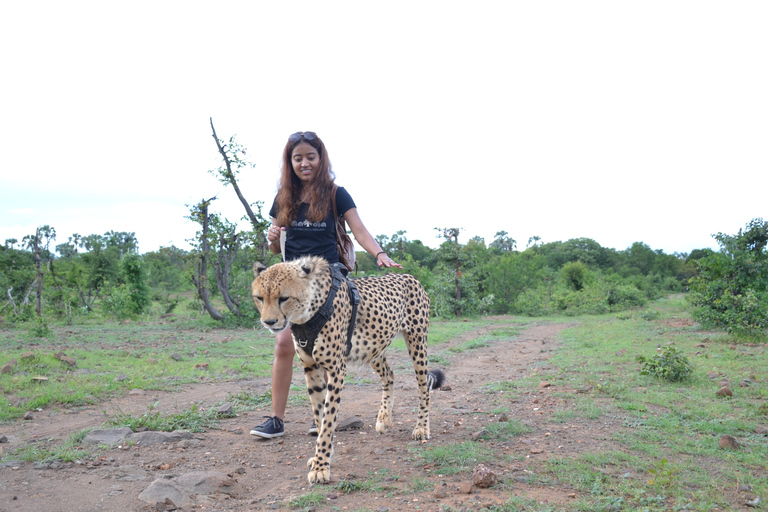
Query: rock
537 381 551 389
716 386 733 397
337 417 364 431
20 352 35 361
139 479 192 508
22 411 33 420
707 372 720 380
746 495 761 508
31 376 48 383
114 375 129 382
125 431 193 445
0 435 7 443
497 413 509 422
83 427 134 445
470 429 488 441
1 359 16 374
755 425 768 435
147 358 158 364
472 464 497 488
170 354 182 361
433 484 448 499
718 435 741 450
175 471 241 496
59 356 77 366
194 362 209 370
739 484 753 493
739 379 752 388
458 481 473 494
718 379 731 388
216 403 233 416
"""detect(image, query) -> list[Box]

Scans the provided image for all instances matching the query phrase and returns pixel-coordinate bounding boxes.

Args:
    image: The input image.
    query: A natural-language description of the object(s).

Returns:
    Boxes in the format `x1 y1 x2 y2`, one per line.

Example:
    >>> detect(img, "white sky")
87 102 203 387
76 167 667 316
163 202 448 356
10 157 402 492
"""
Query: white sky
1 1 766 256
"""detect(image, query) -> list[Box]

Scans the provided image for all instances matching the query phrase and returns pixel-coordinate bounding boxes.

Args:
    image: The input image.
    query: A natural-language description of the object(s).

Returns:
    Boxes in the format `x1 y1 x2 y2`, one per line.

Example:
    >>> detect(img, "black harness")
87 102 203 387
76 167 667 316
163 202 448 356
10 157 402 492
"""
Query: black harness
291 264 360 358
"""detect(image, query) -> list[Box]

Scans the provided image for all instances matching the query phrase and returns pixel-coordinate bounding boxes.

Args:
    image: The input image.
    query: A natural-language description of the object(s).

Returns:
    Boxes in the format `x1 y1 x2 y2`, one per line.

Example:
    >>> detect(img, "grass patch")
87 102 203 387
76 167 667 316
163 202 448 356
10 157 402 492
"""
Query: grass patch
102 401 220 432
410 441 494 475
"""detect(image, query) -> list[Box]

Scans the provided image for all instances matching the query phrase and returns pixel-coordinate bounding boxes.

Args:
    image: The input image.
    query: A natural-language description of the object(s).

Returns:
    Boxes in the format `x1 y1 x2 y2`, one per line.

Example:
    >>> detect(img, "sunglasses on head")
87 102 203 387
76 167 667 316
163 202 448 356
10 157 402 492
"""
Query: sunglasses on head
288 131 317 142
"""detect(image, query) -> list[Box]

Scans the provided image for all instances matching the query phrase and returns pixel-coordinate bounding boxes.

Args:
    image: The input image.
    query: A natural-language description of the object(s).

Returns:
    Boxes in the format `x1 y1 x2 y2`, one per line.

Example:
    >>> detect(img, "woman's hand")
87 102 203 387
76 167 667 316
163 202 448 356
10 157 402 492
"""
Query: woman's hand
377 252 402 268
267 226 284 244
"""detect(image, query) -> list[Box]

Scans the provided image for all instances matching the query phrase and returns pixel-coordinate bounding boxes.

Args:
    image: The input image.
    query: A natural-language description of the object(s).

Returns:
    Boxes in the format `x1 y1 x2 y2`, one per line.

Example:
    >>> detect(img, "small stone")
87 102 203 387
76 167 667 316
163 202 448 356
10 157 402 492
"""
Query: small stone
235 467 246 475
433 484 448 498
20 352 35 361
472 464 497 488
194 362 209 370
128 389 146 396
170 354 182 361
216 403 233 416
147 358 158 364
718 379 731 388
470 429 487 441
716 386 733 397
59 356 77 366
537 381 551 389
746 495 761 508
718 434 741 450
739 379 751 388
114 375 129 382
707 371 720 380
754 425 768 435
0 435 8 443
22 411 33 420
458 481 473 494
337 417 364 431
738 484 753 493
497 413 509 422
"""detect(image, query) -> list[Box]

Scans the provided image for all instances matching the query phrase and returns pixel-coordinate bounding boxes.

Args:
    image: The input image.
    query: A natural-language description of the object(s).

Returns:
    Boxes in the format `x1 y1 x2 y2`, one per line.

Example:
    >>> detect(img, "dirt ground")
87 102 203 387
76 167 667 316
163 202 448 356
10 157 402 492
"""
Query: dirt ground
0 321 619 512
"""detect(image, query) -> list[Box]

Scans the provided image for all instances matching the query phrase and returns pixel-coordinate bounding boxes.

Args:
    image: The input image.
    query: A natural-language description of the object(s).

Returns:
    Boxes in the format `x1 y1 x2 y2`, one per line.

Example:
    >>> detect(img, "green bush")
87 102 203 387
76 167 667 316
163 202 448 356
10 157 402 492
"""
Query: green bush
637 346 693 382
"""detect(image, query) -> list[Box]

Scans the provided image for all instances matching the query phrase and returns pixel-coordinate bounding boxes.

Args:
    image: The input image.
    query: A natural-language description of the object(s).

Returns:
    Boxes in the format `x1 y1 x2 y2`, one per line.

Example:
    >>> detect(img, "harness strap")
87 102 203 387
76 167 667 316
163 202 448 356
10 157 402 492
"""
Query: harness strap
292 264 359 357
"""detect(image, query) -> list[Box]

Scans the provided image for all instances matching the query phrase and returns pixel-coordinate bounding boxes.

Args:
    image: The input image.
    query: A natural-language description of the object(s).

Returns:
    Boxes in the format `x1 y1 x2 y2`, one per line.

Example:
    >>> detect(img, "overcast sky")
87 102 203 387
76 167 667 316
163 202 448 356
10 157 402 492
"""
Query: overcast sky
2 1 766 257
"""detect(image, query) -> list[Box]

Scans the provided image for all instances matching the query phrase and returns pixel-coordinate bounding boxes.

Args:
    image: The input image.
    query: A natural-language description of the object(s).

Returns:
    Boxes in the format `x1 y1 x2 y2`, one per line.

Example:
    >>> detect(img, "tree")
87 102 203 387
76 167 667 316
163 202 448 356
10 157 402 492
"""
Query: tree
688 218 768 337
490 231 516 253
22 226 56 317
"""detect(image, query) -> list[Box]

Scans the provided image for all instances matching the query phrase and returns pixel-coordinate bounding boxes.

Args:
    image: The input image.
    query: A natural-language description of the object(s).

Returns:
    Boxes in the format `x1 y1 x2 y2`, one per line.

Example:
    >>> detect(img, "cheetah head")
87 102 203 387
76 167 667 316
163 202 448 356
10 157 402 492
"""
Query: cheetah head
251 257 324 334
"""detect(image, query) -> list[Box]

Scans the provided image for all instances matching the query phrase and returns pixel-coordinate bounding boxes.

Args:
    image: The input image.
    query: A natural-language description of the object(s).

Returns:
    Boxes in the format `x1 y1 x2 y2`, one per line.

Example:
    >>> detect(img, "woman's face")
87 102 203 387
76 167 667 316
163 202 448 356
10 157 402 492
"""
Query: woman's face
291 142 320 184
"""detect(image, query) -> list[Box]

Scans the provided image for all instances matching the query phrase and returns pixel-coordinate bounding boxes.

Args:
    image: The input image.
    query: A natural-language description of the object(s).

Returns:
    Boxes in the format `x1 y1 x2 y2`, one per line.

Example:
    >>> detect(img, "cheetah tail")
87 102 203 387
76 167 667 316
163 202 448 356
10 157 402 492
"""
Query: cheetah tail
427 369 446 392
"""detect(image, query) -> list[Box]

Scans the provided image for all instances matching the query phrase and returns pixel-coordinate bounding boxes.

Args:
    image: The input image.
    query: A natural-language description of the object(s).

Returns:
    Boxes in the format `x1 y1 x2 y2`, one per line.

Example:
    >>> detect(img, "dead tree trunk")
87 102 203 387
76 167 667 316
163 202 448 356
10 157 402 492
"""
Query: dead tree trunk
215 231 242 316
191 198 225 321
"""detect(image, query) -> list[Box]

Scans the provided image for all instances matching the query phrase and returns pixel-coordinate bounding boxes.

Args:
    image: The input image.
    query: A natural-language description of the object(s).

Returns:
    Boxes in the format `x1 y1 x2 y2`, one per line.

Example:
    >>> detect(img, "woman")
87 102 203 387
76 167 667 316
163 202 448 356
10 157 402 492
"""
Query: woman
250 131 401 438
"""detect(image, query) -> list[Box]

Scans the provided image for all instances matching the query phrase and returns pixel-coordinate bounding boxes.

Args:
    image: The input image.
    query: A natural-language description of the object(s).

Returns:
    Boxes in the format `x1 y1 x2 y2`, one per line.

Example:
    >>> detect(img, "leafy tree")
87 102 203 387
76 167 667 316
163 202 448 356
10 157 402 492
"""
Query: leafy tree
688 218 768 337
490 231 516 253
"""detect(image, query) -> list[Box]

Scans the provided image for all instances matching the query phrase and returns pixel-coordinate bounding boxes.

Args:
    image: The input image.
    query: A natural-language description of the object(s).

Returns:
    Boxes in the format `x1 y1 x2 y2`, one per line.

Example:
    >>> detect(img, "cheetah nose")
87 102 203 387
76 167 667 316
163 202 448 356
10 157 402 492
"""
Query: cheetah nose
263 319 277 326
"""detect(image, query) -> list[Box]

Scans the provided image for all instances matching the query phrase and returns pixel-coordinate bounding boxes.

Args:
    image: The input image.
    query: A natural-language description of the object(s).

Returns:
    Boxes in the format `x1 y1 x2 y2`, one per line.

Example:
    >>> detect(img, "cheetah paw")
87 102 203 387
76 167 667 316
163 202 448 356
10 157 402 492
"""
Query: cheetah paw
412 427 430 440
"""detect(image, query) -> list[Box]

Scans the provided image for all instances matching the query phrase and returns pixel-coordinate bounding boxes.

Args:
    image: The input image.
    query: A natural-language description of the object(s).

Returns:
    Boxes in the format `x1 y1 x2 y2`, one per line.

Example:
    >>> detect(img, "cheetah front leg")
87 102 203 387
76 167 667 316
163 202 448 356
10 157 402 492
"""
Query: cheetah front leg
306 360 346 484
370 355 394 434
406 333 432 440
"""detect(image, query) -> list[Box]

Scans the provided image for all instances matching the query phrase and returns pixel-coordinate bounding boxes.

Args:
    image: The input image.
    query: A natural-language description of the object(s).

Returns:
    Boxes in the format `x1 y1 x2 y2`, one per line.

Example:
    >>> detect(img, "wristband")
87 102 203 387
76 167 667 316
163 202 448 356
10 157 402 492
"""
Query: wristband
376 251 386 258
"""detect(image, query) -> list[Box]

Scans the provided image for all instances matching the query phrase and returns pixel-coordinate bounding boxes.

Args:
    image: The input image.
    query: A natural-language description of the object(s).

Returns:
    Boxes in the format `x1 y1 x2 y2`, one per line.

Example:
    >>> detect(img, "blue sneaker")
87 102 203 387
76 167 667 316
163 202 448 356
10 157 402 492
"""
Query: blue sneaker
250 416 284 438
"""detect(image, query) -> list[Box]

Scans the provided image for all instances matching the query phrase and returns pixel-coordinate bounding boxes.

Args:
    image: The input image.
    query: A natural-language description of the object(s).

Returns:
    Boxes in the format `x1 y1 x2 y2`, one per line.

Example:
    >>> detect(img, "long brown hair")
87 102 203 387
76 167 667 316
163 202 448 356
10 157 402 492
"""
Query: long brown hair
275 133 336 227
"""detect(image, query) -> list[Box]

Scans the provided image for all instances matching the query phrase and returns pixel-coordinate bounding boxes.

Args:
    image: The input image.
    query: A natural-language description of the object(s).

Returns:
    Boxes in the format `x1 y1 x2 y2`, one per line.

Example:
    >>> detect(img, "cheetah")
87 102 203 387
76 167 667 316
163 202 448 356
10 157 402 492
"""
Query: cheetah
252 256 444 484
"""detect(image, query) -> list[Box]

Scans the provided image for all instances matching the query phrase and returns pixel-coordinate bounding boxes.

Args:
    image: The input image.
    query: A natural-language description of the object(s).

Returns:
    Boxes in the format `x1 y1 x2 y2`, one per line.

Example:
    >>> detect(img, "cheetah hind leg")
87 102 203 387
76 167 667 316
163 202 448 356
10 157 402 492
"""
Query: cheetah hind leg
411 369 446 440
370 355 394 434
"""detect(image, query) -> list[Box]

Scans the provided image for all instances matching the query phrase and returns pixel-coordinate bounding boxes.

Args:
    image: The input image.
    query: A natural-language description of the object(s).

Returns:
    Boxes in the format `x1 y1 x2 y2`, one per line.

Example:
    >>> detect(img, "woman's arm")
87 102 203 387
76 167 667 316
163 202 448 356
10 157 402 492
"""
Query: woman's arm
343 208 401 268
266 218 283 255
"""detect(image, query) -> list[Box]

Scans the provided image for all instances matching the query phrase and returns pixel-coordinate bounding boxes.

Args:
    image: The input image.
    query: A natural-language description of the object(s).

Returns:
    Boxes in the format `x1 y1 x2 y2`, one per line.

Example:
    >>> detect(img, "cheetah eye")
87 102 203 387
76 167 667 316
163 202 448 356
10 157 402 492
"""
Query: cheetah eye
278 297 290 304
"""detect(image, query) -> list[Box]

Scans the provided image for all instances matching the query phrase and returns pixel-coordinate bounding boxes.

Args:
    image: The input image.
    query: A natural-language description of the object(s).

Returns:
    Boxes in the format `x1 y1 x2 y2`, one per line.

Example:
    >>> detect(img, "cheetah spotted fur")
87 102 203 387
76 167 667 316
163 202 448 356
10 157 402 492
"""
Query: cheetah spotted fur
252 256 444 484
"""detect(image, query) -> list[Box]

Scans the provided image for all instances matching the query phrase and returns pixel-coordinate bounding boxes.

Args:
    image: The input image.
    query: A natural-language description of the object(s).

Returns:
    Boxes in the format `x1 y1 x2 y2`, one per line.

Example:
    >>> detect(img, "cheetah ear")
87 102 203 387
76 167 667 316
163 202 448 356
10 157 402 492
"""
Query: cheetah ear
298 256 316 277
253 262 268 277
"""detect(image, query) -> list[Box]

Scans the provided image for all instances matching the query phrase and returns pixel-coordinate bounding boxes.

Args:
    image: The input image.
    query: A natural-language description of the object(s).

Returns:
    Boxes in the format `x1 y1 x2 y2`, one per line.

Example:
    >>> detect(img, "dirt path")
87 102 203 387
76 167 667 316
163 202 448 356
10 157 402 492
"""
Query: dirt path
0 321 612 511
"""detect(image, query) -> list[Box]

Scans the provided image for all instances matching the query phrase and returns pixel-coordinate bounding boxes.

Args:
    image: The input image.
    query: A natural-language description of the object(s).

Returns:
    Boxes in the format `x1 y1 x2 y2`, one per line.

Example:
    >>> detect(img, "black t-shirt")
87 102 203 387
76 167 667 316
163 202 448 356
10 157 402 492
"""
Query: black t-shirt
269 187 356 263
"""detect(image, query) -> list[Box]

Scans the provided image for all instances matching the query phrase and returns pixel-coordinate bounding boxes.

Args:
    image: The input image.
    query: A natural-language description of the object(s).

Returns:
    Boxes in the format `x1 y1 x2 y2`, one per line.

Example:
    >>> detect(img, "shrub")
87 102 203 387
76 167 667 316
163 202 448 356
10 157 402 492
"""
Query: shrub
637 346 693 382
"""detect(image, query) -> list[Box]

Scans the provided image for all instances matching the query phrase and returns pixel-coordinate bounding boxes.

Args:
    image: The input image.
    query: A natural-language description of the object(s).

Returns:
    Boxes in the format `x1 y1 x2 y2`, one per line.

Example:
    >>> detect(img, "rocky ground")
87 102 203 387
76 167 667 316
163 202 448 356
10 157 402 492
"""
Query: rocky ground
0 321 644 511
